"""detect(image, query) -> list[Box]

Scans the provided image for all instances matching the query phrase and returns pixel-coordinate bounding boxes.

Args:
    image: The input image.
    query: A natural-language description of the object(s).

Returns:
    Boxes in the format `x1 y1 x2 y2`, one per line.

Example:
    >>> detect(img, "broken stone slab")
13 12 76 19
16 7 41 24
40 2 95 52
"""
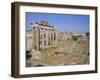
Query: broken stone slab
31 49 44 60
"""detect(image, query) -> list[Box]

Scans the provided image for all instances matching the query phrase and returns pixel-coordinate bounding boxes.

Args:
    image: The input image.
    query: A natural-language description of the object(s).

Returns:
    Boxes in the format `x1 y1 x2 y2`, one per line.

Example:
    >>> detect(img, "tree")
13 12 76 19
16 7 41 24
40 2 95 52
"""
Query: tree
86 32 89 36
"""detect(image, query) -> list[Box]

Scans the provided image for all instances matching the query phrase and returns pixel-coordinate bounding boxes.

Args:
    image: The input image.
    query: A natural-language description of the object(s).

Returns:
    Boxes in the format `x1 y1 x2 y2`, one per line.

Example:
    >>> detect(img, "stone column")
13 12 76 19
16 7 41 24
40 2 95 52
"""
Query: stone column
32 27 35 49
48 30 50 47
51 31 54 47
48 30 51 47
36 27 40 50
51 30 54 47
46 29 48 48
42 29 45 49
50 30 52 47
54 32 56 47
33 27 40 50
53 31 55 47
55 31 58 47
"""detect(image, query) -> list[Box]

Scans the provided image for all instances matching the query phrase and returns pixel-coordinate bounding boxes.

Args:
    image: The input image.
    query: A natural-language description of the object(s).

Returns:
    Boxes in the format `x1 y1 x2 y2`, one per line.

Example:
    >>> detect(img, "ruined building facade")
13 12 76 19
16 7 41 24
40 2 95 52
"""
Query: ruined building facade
26 20 58 51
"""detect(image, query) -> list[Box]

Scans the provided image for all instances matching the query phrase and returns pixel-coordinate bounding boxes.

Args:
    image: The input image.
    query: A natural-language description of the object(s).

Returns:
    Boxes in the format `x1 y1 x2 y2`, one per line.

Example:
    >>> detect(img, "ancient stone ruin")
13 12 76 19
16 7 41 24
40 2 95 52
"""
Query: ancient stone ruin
26 20 89 67
26 20 58 51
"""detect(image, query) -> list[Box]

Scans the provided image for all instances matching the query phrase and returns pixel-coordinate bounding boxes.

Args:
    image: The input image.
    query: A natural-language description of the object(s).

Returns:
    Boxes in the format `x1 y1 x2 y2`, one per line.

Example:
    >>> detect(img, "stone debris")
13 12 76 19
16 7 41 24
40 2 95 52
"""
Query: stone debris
26 20 89 67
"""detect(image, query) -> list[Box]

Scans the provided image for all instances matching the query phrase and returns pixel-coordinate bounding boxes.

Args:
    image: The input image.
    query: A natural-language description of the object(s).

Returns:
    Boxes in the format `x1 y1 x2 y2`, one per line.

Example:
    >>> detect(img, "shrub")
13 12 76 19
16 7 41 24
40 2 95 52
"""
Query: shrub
72 35 81 41
26 51 32 59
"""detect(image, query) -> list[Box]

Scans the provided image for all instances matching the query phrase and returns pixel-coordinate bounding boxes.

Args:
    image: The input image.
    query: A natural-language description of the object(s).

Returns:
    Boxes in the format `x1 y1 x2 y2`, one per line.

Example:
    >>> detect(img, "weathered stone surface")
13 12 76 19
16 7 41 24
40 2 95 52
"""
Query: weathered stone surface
26 21 89 67
31 49 43 60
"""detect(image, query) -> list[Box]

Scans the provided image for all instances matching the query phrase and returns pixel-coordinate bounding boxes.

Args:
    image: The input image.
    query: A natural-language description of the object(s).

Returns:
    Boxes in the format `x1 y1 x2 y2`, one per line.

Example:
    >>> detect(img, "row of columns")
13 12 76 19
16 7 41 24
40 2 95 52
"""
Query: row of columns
32 26 58 51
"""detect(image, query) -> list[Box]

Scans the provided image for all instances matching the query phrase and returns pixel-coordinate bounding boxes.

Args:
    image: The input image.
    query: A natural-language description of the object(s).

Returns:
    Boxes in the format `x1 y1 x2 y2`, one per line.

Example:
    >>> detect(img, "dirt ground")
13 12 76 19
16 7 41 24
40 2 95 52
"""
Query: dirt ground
26 37 89 67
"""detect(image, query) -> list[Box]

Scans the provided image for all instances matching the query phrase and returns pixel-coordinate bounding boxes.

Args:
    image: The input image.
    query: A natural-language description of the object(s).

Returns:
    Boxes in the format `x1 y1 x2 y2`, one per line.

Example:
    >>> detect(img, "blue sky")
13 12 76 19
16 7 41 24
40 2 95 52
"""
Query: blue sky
26 12 89 33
